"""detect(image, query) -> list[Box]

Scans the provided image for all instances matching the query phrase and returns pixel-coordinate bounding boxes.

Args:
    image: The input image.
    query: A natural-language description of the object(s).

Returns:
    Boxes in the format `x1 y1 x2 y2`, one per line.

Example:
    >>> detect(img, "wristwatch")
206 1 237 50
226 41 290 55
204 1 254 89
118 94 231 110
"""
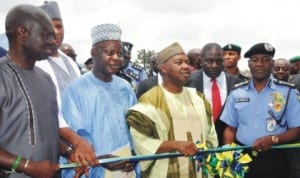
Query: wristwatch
271 135 279 144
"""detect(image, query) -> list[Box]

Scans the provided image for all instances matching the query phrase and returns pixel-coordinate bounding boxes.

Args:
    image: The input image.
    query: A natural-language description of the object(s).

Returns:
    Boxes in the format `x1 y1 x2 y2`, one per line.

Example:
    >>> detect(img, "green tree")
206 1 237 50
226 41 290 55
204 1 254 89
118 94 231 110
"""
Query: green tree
134 49 154 72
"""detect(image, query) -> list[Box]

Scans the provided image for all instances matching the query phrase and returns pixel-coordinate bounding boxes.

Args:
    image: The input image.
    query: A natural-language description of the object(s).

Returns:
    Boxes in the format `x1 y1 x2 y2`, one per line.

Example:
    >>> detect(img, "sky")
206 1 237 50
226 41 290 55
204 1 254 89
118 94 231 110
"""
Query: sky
1 0 300 70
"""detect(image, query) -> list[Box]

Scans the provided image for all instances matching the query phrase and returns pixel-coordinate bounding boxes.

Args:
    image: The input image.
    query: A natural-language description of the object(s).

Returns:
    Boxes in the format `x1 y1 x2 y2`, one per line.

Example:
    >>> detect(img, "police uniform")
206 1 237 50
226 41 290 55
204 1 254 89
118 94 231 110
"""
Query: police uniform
123 62 148 89
117 41 148 90
0 33 8 58
0 47 6 58
221 78 300 178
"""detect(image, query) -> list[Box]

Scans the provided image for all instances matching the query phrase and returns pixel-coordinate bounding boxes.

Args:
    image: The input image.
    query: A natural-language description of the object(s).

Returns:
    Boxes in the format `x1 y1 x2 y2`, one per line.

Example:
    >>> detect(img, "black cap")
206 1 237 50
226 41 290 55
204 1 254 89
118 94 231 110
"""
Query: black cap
84 57 93 65
223 43 241 55
244 43 275 58
122 41 133 59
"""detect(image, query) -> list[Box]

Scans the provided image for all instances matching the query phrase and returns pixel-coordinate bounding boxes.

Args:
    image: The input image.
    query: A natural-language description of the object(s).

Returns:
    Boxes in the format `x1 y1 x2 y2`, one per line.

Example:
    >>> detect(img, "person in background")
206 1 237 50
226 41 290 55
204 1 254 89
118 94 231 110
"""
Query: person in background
61 23 139 178
0 4 61 177
0 47 7 58
36 0 97 169
80 57 93 74
136 53 162 98
185 43 241 146
0 33 8 58
272 57 300 177
272 58 291 81
148 53 159 77
60 43 82 72
289 56 300 75
127 42 218 177
60 43 77 62
272 58 300 91
187 48 202 71
221 43 300 178
117 41 147 90
223 43 249 80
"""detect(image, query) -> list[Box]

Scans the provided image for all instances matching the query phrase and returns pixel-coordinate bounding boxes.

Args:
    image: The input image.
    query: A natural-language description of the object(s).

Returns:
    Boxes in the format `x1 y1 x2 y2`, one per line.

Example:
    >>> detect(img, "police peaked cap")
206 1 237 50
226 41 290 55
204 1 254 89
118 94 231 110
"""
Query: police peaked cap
84 57 93 65
122 41 133 59
244 42 275 58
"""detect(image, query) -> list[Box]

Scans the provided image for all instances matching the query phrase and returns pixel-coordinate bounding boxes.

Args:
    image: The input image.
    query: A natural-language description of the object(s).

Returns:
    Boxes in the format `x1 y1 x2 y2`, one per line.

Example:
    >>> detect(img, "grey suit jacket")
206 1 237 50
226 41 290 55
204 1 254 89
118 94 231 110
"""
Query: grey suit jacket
185 69 242 95
185 69 242 145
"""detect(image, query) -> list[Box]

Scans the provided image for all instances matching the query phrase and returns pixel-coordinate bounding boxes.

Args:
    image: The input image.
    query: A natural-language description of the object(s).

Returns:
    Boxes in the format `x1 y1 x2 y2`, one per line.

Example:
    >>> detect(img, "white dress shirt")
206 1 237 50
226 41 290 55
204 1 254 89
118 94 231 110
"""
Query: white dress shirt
203 71 227 106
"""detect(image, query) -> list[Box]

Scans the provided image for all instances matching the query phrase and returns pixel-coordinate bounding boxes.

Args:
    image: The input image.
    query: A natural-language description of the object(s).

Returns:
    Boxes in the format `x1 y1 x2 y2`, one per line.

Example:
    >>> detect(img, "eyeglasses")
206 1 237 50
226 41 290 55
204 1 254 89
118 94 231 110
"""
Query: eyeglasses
273 66 289 72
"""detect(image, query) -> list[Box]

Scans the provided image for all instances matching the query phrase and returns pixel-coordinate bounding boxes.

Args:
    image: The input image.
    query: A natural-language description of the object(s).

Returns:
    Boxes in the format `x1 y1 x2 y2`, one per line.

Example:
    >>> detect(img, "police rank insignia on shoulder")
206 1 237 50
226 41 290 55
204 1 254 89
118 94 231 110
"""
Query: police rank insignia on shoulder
132 64 144 71
234 80 249 88
274 79 296 88
125 68 140 81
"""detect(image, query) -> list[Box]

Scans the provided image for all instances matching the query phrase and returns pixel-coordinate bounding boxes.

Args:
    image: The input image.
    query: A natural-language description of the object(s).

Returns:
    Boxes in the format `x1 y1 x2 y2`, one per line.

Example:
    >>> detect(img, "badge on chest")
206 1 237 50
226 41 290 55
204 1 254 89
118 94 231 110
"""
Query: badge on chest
266 117 277 132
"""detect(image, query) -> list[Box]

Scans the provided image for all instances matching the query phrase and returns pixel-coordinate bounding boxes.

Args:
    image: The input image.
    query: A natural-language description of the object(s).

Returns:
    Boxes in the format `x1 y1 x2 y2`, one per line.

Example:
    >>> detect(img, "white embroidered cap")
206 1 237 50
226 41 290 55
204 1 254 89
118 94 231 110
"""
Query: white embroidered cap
91 23 121 45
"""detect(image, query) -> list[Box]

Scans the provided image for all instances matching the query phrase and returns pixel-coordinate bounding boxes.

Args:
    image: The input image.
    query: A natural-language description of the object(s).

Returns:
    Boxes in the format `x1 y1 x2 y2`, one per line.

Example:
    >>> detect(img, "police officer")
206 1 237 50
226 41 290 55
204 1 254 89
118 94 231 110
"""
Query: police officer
220 42 300 178
0 33 8 57
0 46 6 58
116 41 147 90
289 56 300 75
223 43 249 80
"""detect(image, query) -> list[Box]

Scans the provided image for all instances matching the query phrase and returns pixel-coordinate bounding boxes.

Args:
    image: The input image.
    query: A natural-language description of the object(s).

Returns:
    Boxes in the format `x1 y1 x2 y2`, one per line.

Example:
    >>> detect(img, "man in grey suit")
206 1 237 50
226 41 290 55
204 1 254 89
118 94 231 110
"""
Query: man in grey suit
136 53 162 98
185 43 241 145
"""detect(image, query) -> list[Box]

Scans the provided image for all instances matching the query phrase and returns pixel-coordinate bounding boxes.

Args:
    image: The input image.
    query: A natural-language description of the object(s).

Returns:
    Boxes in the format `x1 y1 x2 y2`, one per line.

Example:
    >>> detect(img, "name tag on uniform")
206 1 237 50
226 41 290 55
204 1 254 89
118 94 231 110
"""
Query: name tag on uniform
236 97 250 103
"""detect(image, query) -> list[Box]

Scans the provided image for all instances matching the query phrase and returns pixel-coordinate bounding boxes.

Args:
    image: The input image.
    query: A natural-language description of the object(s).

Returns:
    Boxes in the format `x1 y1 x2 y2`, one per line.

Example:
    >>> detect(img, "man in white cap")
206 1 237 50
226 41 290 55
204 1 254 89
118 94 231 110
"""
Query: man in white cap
61 23 139 177
127 42 218 178
36 0 97 169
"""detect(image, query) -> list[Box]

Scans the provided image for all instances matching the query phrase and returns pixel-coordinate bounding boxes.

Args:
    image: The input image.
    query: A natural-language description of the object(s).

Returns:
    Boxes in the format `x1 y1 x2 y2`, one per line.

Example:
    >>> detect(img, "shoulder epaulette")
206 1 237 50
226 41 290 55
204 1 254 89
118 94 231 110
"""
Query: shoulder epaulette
234 80 249 88
125 68 140 81
274 79 296 88
117 70 133 83
132 64 144 71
